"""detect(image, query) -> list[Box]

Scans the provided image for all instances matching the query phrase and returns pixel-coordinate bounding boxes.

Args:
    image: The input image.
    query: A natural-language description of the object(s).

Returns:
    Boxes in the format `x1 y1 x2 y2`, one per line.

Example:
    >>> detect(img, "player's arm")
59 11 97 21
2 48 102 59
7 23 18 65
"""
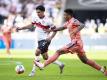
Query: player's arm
52 26 67 32
51 31 57 39
49 25 66 38
70 22 85 36
47 31 57 41
46 26 66 42
46 26 57 42
74 22 85 33
16 23 33 31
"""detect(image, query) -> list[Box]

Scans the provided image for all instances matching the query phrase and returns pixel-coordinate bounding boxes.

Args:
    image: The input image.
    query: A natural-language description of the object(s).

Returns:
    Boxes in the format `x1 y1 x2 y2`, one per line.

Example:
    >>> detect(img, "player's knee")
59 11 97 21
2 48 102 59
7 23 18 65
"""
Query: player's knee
43 56 48 60
43 57 48 60
56 50 65 55
35 49 41 56
81 59 87 64
35 53 39 56
80 57 88 64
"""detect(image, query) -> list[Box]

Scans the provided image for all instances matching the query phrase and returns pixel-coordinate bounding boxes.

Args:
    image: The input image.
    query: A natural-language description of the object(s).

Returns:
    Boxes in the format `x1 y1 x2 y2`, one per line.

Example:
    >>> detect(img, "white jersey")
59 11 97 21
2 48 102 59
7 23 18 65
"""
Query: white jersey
32 16 54 41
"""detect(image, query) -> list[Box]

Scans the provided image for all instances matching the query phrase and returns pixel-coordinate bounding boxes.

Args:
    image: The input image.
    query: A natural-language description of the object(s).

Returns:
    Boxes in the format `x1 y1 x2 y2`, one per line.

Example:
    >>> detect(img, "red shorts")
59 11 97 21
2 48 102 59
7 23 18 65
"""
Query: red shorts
60 40 85 55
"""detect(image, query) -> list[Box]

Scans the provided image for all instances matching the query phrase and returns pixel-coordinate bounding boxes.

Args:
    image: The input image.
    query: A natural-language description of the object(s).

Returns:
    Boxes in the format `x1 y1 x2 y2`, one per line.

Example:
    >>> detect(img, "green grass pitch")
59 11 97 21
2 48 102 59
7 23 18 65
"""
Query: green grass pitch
0 49 107 80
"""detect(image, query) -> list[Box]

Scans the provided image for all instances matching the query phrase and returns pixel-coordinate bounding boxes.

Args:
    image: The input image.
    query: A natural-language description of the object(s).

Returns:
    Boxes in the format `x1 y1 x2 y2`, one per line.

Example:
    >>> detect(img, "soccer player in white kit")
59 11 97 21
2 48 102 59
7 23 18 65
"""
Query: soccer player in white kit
16 5 64 76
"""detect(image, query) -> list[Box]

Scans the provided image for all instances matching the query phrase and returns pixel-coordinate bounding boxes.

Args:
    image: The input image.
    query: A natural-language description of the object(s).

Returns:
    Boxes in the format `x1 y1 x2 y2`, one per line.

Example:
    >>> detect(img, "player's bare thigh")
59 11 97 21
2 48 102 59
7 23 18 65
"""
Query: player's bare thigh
60 39 84 54
60 41 79 54
75 41 87 63
77 52 88 63
35 48 41 56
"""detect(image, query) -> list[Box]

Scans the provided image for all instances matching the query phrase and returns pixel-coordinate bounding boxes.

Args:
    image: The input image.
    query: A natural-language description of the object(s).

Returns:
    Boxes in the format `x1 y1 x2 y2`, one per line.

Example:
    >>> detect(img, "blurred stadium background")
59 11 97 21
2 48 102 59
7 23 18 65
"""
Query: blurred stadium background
0 0 107 80
0 0 107 50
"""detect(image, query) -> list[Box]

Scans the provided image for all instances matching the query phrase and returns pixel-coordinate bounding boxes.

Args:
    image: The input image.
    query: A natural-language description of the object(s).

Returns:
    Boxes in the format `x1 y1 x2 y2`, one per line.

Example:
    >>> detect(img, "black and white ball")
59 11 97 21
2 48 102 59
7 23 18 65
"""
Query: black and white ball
15 64 25 74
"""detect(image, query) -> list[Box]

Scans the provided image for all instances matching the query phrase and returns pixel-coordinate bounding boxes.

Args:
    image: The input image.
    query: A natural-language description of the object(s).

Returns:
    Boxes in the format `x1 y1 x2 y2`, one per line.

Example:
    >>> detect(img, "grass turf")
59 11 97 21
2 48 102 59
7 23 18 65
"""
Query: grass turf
0 49 107 80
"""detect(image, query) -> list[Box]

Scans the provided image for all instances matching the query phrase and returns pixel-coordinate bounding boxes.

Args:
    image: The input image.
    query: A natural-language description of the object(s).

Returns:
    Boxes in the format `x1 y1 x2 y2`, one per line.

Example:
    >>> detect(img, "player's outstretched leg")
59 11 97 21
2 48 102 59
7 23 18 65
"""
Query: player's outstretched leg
35 51 61 70
103 66 107 76
78 53 107 76
59 63 65 74
53 61 65 74
34 61 65 74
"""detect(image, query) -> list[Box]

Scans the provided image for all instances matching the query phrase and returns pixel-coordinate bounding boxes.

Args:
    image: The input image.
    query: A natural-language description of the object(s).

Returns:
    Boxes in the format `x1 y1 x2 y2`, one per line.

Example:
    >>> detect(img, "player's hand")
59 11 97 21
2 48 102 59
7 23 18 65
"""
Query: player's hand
15 27 21 32
51 29 57 32
50 26 57 32
43 29 52 33
11 27 17 32
51 27 57 32
15 27 18 32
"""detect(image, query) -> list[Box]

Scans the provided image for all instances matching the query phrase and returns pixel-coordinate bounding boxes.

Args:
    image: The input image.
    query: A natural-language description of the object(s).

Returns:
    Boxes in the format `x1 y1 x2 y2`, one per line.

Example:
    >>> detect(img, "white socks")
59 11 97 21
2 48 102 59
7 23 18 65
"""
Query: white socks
32 56 40 72
32 64 36 72
100 66 105 73
35 56 40 62
53 60 63 66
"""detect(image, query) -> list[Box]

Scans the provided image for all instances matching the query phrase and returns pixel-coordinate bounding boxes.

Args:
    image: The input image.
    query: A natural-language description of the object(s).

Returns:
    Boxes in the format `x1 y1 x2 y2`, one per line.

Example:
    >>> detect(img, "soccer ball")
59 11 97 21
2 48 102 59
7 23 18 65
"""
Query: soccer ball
15 64 25 74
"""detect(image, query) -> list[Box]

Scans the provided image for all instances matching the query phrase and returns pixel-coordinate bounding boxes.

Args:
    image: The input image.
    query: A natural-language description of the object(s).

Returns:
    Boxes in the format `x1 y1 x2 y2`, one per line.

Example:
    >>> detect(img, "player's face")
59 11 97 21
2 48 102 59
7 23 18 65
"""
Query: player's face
36 10 44 18
64 12 70 21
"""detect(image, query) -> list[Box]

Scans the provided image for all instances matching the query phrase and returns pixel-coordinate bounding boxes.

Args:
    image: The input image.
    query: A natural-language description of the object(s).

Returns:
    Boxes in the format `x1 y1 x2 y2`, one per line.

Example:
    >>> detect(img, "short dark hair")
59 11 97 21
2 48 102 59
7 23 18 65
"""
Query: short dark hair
64 9 73 16
36 5 45 11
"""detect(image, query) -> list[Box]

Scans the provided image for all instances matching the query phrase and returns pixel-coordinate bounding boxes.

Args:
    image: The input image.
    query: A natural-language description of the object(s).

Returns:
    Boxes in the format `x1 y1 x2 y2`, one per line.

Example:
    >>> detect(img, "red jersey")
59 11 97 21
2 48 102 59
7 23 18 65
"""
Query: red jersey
64 17 81 41
61 17 85 54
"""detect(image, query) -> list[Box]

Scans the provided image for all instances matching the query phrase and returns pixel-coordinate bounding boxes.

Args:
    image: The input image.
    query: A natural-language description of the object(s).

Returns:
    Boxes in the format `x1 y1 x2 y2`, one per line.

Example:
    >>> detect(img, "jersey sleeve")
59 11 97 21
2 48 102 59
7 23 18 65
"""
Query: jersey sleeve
31 13 38 25
31 11 38 24
72 19 80 26
31 16 36 24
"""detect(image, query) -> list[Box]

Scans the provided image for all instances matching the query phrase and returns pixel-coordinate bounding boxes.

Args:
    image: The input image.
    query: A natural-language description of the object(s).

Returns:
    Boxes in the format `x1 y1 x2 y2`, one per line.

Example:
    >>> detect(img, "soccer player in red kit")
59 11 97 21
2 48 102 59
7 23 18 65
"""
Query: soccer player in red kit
0 13 16 55
1 25 12 55
35 9 107 76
